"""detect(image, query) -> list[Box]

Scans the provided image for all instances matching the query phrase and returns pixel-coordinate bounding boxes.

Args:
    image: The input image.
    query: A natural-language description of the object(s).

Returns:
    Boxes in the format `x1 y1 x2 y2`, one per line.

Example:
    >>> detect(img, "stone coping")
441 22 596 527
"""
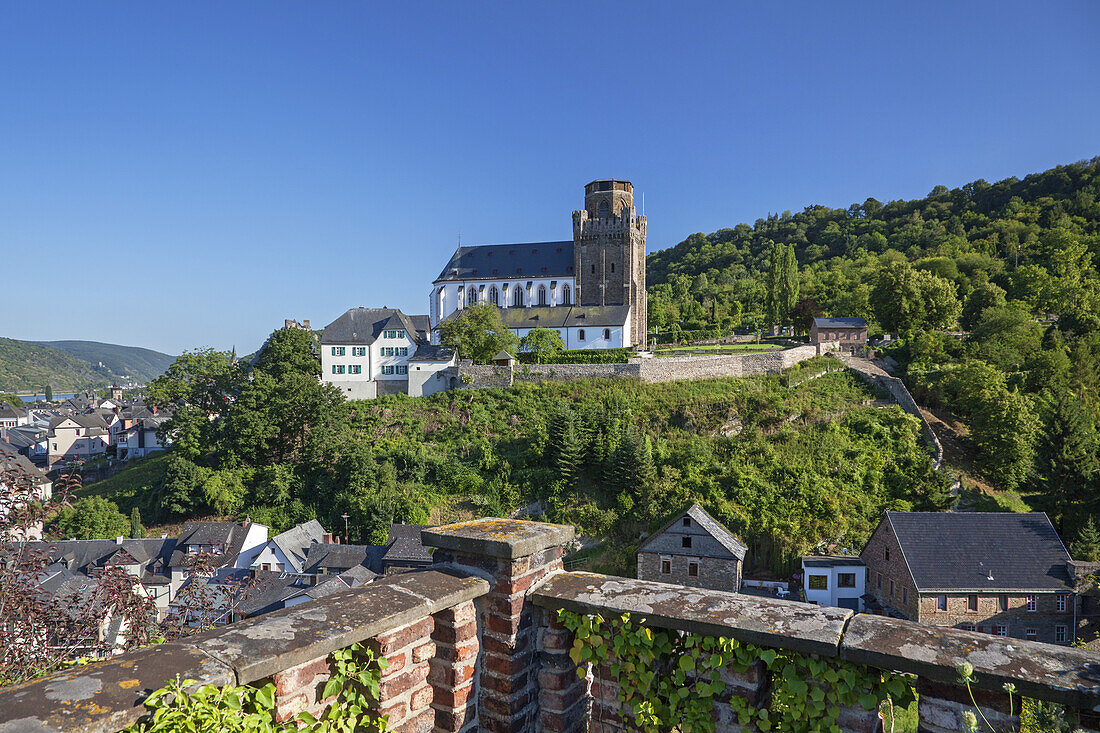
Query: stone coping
422 517 575 560
842 614 1100 709
533 572 1100 710
530 571 852 657
0 570 489 733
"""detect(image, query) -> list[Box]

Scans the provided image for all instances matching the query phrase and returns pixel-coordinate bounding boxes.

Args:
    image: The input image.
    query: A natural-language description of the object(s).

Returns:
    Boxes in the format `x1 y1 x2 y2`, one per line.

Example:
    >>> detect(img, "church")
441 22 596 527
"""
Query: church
429 179 648 349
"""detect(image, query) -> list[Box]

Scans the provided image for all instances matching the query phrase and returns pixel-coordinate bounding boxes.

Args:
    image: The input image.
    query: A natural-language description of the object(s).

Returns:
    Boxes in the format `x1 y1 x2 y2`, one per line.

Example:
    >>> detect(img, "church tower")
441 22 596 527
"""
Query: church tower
572 179 647 346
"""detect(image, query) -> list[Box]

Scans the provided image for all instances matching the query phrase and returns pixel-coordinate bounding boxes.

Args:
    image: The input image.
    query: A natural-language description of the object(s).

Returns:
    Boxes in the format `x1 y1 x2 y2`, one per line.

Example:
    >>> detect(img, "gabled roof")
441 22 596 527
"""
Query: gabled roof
171 521 259 569
638 504 747 561
269 520 326 573
870 512 1073 592
813 317 867 329
303 543 384 575
321 308 428 345
49 413 110 431
407 344 456 363
383 524 433 565
434 242 575 282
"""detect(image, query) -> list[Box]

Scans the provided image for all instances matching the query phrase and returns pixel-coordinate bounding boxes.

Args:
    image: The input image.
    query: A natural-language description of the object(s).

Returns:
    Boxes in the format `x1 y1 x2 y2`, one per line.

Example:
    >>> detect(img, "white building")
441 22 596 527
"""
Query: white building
320 308 457 401
801 556 867 611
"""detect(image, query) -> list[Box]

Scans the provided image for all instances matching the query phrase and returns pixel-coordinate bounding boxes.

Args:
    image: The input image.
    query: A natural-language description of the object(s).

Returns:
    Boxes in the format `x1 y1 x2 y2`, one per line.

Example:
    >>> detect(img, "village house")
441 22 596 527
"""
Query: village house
0 406 30 429
810 316 867 354
636 503 746 592
861 511 1078 644
320 307 456 401
801 555 867 611
47 413 111 467
0 443 53 539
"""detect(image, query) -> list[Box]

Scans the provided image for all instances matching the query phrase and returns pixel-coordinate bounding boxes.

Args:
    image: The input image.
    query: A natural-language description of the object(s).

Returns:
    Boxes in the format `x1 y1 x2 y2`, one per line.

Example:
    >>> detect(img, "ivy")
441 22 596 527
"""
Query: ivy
122 643 390 733
558 609 914 733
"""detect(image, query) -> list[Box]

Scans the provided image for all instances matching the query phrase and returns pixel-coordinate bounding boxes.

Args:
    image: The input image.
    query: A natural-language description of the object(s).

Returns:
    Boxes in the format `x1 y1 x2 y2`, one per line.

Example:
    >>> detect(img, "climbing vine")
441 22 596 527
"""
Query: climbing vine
122 643 390 733
558 609 915 733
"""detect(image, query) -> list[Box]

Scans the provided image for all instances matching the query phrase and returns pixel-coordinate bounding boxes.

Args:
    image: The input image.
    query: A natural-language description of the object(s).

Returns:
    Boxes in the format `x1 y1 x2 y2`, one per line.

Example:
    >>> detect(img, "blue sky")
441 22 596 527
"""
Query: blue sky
2 2 1097 355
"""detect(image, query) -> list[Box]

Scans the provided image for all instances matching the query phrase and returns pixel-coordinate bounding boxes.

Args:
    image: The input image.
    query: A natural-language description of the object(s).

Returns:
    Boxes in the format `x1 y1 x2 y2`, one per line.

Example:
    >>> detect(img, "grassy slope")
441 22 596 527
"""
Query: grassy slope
75 451 171 505
0 337 110 393
35 341 175 384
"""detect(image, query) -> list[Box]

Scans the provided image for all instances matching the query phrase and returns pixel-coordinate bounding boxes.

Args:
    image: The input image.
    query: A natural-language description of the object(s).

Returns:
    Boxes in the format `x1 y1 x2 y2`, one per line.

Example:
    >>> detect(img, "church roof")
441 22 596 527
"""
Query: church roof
439 304 630 330
434 242 575 282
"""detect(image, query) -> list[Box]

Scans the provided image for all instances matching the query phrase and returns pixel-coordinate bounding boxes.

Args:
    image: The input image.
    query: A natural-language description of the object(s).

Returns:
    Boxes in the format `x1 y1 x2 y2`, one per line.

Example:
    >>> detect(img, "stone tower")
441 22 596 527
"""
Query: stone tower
572 179 647 346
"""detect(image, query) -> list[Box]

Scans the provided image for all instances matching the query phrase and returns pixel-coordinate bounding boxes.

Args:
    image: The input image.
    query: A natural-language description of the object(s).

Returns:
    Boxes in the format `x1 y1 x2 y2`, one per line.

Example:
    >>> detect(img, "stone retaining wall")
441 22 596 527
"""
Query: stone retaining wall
452 343 837 391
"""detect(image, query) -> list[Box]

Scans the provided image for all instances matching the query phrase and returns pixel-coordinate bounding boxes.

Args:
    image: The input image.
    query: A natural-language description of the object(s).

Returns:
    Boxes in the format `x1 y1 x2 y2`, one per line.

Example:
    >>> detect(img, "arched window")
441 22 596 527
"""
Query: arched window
578 329 586 342
512 287 525 307
561 284 571 305
598 200 610 218
466 286 477 306
538 285 547 306
603 328 611 340
489 286 499 305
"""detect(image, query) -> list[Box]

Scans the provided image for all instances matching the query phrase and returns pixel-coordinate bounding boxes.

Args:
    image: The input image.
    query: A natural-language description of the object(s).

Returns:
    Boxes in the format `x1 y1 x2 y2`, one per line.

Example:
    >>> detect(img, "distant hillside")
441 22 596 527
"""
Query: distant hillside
0 338 175 393
0 338 111 393
35 340 175 385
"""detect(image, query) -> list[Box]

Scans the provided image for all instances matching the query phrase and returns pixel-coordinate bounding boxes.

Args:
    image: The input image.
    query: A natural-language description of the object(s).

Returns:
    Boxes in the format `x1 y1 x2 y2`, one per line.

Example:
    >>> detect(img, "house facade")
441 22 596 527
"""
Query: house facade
636 504 746 592
320 308 456 401
47 414 111 466
801 556 866 611
862 512 1077 644
810 317 867 353
430 179 646 349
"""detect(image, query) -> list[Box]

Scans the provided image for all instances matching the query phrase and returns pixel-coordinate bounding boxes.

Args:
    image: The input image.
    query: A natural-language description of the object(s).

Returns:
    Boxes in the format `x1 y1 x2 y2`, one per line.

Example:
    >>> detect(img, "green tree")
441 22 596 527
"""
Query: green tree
130 507 143 538
1070 517 1100 562
971 304 1044 372
960 281 1007 331
439 302 519 364
765 243 799 326
871 262 959 336
970 388 1040 491
58 496 131 540
44 385 52 402
1036 391 1099 532
519 327 566 364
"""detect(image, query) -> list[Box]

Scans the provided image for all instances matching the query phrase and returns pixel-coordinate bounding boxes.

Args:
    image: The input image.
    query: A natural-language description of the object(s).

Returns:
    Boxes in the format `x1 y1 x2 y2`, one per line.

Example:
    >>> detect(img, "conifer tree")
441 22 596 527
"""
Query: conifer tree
130 507 143 538
555 420 583 486
1071 517 1100 562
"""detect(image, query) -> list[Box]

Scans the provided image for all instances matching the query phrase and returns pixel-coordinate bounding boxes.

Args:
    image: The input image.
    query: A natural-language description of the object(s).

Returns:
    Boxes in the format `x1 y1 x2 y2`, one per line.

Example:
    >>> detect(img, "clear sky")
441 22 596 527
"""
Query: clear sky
2 2 1097 355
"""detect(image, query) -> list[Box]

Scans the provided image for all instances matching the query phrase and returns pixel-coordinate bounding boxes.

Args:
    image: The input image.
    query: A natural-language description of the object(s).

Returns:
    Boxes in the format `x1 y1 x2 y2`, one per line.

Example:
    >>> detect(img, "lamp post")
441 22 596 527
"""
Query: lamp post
341 513 350 544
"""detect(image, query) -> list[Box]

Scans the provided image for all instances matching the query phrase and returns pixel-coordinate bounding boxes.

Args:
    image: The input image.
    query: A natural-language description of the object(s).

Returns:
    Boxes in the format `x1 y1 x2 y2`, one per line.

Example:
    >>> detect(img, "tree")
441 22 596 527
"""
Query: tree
519 328 566 364
1071 517 1100 562
969 388 1040 492
765 243 799 326
130 507 143 538
57 496 131 540
146 349 246 460
960 281 1006 331
871 262 959 336
439 302 519 364
970 304 1044 372
1036 391 1099 532
789 297 823 335
44 385 52 402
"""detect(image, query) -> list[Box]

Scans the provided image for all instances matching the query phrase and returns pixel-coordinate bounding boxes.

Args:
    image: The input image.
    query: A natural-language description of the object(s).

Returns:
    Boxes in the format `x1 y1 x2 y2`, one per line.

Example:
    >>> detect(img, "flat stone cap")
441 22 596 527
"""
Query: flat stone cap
422 518 575 560
531 571 851 658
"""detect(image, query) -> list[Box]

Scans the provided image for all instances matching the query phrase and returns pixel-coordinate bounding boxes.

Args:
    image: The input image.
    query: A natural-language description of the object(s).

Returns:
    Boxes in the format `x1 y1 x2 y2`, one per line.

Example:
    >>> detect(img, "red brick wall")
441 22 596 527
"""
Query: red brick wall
860 517 921 620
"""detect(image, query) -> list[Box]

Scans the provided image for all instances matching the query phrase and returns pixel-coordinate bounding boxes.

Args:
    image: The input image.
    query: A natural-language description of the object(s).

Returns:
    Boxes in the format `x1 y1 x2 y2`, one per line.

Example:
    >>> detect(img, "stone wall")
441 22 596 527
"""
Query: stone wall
452 343 836 391
7 517 1100 733
636 551 741 593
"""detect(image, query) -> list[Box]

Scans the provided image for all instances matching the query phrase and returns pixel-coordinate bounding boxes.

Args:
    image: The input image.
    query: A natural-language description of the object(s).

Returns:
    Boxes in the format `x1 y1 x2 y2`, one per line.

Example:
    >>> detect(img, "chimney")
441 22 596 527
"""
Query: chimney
303 320 310 329
115 536 124 545
152 405 157 415
322 533 334 544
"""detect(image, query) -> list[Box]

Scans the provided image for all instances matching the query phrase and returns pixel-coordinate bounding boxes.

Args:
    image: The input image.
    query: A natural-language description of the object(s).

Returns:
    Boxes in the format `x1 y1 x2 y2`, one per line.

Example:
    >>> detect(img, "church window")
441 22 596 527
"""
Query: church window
610 263 615 272
538 285 547 306
562 284 571 305
604 329 611 340
599 200 610 218
512 288 525 307
466 286 477 305
489 287 499 305
579 329 586 341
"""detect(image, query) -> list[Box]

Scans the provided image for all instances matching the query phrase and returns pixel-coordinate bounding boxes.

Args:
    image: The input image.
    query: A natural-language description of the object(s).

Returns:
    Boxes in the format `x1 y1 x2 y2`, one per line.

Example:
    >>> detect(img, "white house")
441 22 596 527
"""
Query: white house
320 308 456 401
47 414 111 467
801 556 867 611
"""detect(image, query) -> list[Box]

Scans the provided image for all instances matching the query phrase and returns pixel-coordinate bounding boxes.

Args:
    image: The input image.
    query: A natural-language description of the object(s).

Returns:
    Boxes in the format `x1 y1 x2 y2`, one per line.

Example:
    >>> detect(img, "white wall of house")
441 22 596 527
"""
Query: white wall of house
322 330 435 400
234 524 270 568
431 276 576 332
251 542 295 573
48 420 109 464
512 315 629 351
408 358 457 397
802 561 866 611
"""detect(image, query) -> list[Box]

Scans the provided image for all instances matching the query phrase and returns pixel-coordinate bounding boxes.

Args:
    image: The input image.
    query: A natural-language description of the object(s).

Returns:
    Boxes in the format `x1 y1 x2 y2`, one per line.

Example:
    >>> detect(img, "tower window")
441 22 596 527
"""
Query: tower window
591 264 596 274
611 263 615 272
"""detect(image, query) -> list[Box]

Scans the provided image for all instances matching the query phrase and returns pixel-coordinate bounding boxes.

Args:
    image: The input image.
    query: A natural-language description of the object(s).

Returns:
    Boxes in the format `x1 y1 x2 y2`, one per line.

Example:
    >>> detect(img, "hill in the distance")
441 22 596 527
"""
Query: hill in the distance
35 341 175 385
0 338 175 393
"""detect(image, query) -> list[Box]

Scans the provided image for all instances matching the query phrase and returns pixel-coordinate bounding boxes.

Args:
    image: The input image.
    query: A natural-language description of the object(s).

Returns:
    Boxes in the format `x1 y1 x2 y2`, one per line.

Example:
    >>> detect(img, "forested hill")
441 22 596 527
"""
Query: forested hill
0 338 174 393
645 158 1100 333
35 341 175 385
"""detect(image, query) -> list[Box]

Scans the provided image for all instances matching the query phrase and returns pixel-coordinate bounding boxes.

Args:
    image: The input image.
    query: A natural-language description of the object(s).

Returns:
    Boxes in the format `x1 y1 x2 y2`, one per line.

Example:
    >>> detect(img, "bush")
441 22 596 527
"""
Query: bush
517 348 634 364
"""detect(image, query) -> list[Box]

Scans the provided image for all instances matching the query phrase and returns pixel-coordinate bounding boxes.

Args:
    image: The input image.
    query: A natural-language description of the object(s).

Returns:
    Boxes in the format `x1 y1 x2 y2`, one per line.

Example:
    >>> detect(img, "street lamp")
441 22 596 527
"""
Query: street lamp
341 513 350 544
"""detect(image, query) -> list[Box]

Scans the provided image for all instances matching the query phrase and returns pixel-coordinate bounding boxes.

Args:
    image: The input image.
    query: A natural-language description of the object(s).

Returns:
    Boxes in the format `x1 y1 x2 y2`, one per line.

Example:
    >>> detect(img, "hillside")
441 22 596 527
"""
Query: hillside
35 340 175 385
0 338 112 393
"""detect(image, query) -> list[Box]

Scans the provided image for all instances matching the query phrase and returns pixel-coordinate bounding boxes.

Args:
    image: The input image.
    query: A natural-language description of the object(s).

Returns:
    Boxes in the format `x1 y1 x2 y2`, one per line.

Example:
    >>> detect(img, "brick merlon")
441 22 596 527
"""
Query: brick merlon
422 518 575 560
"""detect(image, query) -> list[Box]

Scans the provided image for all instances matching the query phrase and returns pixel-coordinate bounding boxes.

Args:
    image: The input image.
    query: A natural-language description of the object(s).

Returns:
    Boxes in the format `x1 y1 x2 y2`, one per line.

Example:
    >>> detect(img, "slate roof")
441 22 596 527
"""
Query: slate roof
268 519 326 573
303 543 385 575
812 317 867 329
49 413 110 431
171 521 256 569
321 308 428 345
435 242 575 282
0 442 47 479
875 512 1073 592
438 304 631 331
638 504 747 561
383 524 433 566
408 344 457 363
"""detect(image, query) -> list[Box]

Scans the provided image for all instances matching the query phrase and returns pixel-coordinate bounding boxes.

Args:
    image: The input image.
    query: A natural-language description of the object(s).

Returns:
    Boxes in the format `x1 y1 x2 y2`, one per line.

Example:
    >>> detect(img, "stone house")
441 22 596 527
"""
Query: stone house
637 503 746 592
862 511 1077 644
811 316 867 353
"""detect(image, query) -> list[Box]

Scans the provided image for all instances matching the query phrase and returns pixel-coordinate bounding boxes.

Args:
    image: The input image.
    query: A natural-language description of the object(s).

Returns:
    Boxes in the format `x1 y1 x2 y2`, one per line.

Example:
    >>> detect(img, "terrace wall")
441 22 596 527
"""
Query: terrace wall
4 518 1099 733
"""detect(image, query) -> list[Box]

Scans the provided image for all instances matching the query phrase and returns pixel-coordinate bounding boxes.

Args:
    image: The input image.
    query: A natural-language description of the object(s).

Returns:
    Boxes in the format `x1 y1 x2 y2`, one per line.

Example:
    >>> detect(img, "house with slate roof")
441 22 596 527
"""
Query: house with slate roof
1 442 52 539
320 307 456 401
861 511 1079 644
811 316 867 353
429 179 648 349
47 413 111 467
636 504 747 592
